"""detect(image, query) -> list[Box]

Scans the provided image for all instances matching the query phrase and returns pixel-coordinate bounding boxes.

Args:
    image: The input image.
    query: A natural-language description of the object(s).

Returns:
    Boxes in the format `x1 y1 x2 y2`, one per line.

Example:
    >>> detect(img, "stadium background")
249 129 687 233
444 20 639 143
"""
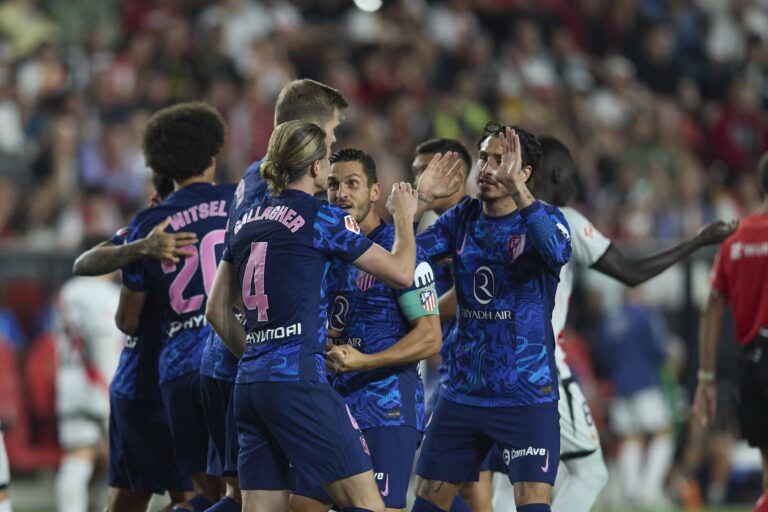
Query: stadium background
0 0 766 510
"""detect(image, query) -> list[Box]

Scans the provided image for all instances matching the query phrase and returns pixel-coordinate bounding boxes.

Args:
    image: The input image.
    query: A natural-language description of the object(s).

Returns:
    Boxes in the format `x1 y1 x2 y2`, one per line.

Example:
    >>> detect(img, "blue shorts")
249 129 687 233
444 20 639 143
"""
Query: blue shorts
108 395 192 493
478 445 507 473
234 380 372 491
200 375 239 477
417 395 559 485
293 425 422 509
160 371 209 478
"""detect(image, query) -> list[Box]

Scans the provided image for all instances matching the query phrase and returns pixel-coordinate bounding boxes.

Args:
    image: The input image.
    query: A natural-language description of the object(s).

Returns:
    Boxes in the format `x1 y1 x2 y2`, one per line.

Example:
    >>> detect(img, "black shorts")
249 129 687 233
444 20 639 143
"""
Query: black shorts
738 337 768 448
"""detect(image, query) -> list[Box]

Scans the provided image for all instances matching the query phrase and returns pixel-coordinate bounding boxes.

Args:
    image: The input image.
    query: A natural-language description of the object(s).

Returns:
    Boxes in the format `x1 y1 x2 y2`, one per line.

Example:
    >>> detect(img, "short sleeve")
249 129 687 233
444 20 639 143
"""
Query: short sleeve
563 208 611 267
417 200 464 263
313 203 374 264
396 250 439 321
109 226 131 246
710 244 729 298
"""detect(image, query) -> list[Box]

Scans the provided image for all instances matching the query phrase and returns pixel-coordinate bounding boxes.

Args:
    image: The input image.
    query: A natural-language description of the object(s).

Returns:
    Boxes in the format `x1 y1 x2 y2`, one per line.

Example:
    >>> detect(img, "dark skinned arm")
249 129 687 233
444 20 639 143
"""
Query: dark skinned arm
592 220 738 287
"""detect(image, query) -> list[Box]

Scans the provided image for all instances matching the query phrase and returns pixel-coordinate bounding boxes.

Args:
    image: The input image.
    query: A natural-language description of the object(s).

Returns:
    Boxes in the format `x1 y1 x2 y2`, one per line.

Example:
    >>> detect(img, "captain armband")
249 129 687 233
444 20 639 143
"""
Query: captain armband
398 285 439 321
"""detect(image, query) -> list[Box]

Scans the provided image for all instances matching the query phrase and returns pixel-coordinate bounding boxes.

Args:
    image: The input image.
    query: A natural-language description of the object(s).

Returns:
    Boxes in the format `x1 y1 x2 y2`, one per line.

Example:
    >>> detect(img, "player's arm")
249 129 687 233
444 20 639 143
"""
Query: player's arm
592 220 738 287
114 287 146 335
328 266 442 372
206 261 247 359
493 128 571 268
73 218 198 276
352 183 418 289
692 290 726 426
328 316 441 373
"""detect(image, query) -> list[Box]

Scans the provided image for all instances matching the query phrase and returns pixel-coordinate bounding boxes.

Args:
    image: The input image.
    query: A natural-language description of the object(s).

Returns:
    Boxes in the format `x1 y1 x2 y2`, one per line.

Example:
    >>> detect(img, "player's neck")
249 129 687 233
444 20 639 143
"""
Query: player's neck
285 175 317 196
359 210 381 236
175 165 216 190
482 196 517 217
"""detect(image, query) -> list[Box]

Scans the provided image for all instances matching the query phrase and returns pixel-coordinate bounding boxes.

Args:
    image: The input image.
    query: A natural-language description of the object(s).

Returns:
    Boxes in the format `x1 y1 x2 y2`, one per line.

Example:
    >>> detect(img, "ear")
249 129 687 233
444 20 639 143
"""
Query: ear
310 160 320 178
520 165 534 183
370 182 381 202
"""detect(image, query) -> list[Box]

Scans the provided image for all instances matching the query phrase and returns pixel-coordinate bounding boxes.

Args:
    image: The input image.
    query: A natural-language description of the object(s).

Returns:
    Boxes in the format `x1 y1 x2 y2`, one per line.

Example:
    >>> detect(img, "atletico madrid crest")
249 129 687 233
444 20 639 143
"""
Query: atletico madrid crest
507 234 526 260
356 270 375 291
419 290 436 311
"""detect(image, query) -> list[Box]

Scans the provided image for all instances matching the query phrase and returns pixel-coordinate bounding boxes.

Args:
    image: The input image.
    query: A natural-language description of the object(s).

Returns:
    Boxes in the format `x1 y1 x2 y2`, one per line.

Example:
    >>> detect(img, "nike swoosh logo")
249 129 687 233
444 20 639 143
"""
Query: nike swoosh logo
380 474 389 497
540 450 549 473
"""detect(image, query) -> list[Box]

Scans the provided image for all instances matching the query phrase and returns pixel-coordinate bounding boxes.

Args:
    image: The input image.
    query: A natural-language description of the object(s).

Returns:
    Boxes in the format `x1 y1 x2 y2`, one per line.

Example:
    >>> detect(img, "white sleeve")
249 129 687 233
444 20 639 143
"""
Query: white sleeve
561 207 611 267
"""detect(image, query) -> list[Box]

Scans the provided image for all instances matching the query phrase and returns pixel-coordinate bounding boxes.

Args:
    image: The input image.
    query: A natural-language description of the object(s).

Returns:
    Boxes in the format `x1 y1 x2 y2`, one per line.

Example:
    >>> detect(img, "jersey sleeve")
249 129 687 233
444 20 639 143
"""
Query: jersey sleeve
519 201 572 271
710 244 729 298
417 200 462 263
109 226 131 246
563 207 611 267
396 249 439 322
313 203 374 264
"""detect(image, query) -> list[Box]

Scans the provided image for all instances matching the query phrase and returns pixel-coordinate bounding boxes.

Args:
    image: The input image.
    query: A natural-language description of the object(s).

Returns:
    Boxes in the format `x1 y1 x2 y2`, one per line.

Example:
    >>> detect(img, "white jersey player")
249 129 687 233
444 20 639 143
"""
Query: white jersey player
55 275 122 512
488 136 737 512
0 422 10 512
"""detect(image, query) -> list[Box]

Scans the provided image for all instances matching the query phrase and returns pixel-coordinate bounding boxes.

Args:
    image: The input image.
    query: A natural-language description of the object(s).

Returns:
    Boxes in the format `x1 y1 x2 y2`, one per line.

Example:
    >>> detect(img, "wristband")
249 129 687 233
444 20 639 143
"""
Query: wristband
697 370 715 382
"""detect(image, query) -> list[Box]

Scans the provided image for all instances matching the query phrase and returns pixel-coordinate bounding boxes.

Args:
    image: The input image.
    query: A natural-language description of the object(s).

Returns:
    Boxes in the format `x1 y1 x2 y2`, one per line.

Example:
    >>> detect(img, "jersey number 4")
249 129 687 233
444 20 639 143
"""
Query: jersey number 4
242 241 270 321
162 230 225 314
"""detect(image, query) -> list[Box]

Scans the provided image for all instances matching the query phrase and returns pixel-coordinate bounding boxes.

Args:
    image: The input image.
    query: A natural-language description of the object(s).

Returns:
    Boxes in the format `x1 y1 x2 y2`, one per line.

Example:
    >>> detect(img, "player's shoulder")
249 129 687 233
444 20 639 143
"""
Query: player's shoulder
127 203 166 237
316 200 364 235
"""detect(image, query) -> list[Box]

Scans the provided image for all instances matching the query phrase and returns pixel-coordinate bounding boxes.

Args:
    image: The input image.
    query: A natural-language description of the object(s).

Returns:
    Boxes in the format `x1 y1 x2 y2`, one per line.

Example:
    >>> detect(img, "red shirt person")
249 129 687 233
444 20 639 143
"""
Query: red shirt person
694 152 768 511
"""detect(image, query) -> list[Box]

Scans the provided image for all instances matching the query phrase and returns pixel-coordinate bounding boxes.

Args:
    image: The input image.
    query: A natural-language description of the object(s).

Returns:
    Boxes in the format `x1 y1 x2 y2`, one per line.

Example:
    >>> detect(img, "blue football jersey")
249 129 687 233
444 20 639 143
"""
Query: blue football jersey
224 189 373 383
122 183 236 385
200 159 267 382
327 222 437 431
109 227 163 401
417 198 571 407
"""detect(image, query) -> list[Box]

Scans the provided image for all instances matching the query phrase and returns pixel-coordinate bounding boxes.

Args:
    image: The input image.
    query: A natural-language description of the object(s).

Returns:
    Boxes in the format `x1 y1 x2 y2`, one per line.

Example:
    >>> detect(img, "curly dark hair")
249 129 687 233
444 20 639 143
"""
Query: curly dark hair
142 102 226 183
329 148 377 187
477 122 543 173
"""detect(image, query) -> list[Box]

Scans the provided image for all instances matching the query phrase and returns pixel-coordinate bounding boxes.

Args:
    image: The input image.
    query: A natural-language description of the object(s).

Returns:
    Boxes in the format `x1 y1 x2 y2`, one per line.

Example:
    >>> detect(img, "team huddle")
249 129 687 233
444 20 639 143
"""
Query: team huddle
55 78 737 512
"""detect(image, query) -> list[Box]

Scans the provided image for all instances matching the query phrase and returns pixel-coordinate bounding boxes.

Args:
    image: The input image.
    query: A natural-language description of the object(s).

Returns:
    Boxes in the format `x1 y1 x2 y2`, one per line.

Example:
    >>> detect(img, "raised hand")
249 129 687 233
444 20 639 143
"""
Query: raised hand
491 127 525 190
696 220 739 247
142 217 198 263
386 182 418 219
416 152 464 203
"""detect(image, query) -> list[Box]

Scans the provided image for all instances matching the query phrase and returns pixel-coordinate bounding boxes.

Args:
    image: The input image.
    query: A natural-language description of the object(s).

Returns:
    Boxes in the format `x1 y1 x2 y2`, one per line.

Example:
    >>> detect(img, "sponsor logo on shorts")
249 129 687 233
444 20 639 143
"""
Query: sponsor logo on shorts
503 446 548 466
375 473 390 497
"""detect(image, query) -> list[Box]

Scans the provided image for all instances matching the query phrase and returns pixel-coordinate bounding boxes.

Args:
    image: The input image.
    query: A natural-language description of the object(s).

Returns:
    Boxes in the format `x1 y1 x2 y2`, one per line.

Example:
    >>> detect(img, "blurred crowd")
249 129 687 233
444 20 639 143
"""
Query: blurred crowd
1 0 767 508
0 0 766 250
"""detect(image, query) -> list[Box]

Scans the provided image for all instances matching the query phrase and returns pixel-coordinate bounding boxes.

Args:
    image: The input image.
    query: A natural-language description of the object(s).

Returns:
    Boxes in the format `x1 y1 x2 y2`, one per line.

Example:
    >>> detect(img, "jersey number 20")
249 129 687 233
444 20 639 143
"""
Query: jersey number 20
162 229 225 314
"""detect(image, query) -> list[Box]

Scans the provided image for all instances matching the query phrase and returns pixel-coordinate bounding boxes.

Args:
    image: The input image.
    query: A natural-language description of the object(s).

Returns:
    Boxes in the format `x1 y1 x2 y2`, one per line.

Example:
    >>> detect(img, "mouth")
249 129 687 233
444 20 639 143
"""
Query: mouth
335 202 353 211
477 177 497 187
